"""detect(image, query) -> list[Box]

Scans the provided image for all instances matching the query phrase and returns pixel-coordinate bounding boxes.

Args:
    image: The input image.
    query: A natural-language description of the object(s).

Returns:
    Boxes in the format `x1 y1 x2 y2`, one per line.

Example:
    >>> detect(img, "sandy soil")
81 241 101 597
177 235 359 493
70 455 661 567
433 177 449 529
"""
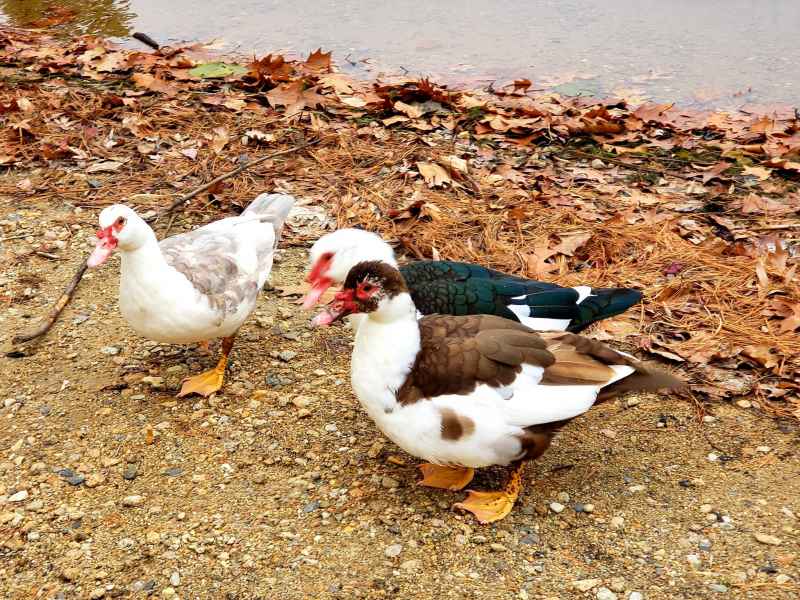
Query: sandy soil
1 198 798 600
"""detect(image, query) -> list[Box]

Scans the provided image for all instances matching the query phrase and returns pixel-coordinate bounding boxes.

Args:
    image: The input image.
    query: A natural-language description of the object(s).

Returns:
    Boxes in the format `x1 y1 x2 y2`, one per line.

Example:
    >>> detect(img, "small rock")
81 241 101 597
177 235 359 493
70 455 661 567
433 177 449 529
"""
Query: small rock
384 543 402 557
122 495 144 507
490 543 507 552
85 473 105 488
303 501 320 513
61 567 81 581
754 533 782 546
608 577 625 593
628 485 645 493
367 441 384 458
556 491 570 503
700 504 713 514
141 376 164 389
610 516 625 530
252 473 269 485
629 593 644 600
89 588 106 599
573 579 602 592
687 554 702 568
591 158 606 169
26 531 40 542
703 415 716 423
400 559 421 572
775 574 791 584
736 399 751 408
709 583 728 593
123 463 138 480
101 457 120 468
8 490 28 503
170 572 181 586
519 534 539 545
162 467 184 477
277 350 297 362
549 502 565 514
162 587 177 599
381 477 399 489
100 346 120 355
596 587 617 600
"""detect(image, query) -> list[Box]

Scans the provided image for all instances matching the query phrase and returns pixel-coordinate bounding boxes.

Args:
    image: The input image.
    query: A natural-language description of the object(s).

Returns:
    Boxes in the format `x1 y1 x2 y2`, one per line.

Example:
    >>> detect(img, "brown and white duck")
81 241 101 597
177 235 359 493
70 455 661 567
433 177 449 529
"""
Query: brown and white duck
314 261 684 523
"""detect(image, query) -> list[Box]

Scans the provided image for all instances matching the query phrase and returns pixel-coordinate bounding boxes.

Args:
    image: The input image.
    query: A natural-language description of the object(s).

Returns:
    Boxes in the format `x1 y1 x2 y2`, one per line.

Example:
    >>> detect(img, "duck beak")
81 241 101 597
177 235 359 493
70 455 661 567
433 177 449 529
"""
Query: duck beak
87 226 117 267
310 290 355 327
302 276 333 309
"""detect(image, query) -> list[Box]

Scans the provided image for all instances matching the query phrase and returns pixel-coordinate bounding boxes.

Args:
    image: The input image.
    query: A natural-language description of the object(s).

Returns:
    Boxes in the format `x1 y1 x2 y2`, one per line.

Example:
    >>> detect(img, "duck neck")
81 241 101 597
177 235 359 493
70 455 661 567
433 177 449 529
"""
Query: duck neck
119 231 169 279
352 293 421 417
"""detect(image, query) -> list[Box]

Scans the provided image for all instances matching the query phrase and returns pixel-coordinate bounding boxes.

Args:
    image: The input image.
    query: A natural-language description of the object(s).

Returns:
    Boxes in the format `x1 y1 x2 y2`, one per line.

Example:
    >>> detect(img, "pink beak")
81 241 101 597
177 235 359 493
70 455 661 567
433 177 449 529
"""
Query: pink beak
302 277 333 309
87 226 117 267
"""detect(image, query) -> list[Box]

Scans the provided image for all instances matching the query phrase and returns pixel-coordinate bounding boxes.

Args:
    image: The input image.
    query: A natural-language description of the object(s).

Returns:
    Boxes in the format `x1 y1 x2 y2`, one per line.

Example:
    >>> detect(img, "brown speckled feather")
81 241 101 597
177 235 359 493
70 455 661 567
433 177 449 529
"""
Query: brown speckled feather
397 314 554 404
396 316 684 406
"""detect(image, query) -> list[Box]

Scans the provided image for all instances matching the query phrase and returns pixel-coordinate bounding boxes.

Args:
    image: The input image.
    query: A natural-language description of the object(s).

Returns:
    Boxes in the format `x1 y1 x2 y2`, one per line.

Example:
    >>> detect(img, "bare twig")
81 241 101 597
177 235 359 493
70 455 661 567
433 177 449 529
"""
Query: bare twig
132 32 161 51
12 258 88 345
10 137 328 347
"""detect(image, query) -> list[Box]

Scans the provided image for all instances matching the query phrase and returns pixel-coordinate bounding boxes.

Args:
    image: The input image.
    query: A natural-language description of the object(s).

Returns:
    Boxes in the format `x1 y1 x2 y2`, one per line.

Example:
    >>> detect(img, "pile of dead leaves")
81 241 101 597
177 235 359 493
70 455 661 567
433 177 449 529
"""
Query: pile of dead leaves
1 25 798 421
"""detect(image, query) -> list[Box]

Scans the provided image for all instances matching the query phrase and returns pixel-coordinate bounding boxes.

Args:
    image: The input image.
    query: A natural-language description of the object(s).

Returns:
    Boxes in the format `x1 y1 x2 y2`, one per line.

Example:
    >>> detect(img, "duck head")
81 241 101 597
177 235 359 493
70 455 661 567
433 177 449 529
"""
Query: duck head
87 204 150 267
303 229 397 309
312 261 412 326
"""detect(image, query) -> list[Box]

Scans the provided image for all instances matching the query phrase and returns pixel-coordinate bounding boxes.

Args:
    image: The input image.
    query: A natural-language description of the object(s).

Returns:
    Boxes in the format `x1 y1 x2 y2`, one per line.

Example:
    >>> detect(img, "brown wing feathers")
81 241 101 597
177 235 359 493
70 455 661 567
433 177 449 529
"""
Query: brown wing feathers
399 316 683 405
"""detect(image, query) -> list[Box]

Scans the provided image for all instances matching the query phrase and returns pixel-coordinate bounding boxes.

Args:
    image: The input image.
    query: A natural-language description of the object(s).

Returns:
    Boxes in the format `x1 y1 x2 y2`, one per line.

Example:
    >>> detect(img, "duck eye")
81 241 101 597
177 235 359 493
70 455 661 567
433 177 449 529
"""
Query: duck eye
361 283 373 293
115 216 126 227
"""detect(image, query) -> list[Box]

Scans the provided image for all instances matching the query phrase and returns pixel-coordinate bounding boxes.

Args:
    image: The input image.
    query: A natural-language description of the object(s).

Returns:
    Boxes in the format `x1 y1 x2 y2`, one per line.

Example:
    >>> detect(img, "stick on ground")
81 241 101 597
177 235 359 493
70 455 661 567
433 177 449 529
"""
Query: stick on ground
10 137 327 347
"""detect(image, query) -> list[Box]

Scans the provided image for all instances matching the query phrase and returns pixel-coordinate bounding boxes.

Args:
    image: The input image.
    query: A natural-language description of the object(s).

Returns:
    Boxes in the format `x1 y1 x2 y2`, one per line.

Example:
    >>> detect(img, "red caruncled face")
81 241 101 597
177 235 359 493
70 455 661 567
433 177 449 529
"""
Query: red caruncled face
311 278 382 326
302 252 334 309
87 216 125 267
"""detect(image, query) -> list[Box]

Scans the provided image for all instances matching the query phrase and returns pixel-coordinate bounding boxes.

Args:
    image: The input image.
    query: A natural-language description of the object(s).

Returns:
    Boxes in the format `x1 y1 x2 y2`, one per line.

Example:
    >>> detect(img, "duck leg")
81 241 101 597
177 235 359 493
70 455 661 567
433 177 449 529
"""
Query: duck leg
178 334 236 398
453 461 526 524
418 464 475 491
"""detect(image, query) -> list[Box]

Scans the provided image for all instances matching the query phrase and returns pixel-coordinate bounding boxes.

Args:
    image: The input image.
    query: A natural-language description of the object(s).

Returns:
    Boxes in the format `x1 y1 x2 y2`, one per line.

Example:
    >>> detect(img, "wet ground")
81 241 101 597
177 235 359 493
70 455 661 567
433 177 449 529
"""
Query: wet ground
2 0 799 109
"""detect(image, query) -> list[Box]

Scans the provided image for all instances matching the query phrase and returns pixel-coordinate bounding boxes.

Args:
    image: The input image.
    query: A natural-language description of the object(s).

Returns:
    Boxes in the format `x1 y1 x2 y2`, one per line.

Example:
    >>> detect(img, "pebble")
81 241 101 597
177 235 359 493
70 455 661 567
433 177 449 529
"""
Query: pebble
610 516 625 530
85 473 105 488
556 492 570 502
277 350 297 362
519 534 539 545
162 587 177 599
709 583 728 593
8 490 28 503
754 533 782 546
381 477 399 489
596 588 617 600
89 588 106 599
549 502 565 514
629 593 644 600
122 495 144 507
776 574 791 584
400 559 421 572
27 531 40 541
163 467 184 477
170 572 181 586
123 464 138 480
608 578 625 593
490 543 508 552
100 346 120 355
687 554 702 568
384 543 402 557
573 579 602 592
591 158 606 169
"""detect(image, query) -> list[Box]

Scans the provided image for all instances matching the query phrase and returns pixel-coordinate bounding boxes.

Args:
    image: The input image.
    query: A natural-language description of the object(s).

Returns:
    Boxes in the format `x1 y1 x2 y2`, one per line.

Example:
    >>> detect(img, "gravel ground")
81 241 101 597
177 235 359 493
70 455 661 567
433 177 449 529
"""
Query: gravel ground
1 199 798 600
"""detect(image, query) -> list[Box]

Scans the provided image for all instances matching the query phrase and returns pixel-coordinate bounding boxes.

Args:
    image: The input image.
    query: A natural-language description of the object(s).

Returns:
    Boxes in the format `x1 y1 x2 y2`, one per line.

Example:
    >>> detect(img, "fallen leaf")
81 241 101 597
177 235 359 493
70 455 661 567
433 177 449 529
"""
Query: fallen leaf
441 155 468 174
382 115 409 126
304 48 332 72
553 232 592 256
189 62 248 79
242 130 275 145
416 162 451 187
394 101 424 119
742 165 772 180
340 96 367 108
16 97 34 113
95 52 129 73
180 148 198 160
86 161 124 173
742 345 779 369
209 127 229 154
131 73 179 97
526 240 559 278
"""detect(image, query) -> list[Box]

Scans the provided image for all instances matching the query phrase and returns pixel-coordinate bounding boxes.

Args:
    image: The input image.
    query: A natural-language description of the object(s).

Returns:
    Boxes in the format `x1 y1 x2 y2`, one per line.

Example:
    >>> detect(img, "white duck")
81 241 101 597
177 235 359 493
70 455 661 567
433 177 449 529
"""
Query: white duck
87 193 295 397
315 261 683 523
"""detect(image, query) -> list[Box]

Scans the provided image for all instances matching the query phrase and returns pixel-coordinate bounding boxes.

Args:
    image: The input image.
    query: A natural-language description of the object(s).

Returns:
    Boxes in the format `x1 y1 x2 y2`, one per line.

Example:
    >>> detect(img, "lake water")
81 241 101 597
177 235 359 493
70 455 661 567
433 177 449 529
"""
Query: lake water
2 0 798 108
